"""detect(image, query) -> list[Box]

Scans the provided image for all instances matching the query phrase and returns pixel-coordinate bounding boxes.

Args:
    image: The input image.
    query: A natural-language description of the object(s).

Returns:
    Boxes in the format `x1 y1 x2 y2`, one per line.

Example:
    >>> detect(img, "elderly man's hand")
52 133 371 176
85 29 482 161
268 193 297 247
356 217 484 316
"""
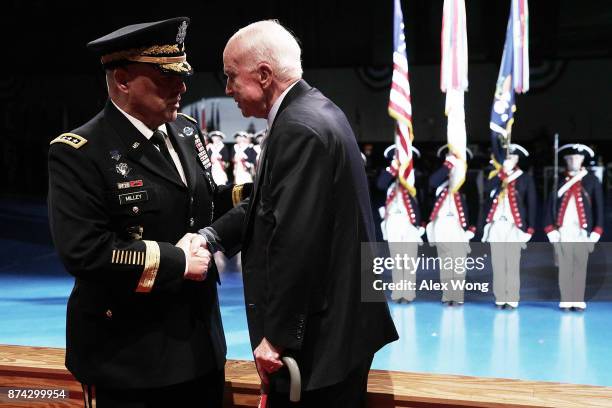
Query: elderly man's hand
253 337 284 385
176 233 212 281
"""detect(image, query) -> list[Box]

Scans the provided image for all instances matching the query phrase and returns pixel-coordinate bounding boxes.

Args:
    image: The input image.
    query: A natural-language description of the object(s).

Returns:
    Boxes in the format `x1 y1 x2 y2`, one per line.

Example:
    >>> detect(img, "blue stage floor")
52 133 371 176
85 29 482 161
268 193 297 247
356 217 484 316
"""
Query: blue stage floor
1 200 612 387
1 239 611 387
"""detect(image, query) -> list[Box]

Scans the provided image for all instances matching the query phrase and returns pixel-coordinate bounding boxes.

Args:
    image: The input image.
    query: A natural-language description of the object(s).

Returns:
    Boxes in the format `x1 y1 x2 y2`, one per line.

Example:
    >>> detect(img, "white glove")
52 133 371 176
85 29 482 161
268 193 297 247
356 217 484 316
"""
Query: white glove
464 230 475 241
380 221 388 241
481 223 491 242
445 154 459 168
519 231 533 243
547 230 560 243
444 153 459 167
378 206 386 219
418 226 426 237
589 232 601 243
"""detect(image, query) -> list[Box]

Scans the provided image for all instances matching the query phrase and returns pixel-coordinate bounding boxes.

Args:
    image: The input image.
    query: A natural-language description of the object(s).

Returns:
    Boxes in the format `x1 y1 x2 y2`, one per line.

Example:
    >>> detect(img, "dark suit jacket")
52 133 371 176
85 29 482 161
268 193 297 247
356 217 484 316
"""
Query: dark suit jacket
213 80 398 390
48 101 246 389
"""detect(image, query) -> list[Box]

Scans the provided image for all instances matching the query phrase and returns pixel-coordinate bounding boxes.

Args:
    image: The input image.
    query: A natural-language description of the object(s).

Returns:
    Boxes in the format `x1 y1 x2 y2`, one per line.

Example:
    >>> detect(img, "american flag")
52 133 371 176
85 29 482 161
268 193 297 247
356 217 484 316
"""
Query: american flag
440 0 468 192
490 0 529 165
388 0 415 196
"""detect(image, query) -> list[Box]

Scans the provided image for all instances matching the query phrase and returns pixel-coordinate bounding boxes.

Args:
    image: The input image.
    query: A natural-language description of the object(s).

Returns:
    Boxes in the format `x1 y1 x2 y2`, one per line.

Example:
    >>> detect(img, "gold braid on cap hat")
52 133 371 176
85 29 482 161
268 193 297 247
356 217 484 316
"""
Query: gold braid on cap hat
101 44 185 65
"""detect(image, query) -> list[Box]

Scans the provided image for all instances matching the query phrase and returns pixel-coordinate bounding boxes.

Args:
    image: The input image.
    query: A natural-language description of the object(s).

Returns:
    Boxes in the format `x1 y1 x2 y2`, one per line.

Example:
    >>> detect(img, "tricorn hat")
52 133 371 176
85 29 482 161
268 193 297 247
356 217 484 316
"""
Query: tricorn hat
558 143 595 159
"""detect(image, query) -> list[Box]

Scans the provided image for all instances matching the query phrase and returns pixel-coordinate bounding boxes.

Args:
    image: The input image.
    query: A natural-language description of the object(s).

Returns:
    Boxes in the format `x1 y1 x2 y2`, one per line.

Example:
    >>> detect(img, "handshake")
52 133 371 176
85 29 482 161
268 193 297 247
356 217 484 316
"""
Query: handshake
175 233 211 281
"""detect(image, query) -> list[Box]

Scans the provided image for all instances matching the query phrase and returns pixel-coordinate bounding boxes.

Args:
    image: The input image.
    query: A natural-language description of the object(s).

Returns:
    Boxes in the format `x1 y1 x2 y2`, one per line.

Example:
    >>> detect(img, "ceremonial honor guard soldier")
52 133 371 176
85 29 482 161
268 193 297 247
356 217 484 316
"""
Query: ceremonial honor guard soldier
377 145 424 303
207 130 230 186
232 131 257 184
481 144 536 309
544 144 604 311
47 17 250 407
253 129 266 160
426 145 476 305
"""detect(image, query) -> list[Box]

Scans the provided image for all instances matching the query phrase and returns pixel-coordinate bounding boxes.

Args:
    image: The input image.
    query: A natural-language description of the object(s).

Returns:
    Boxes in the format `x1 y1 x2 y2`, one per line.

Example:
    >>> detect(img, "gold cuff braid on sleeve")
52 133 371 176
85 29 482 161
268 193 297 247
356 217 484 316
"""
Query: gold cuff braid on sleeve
135 241 161 293
232 184 244 207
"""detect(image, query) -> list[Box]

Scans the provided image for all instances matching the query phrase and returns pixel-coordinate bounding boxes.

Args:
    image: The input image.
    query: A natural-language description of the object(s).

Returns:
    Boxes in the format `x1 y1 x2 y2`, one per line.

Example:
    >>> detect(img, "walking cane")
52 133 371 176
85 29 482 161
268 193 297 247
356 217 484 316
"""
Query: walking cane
259 356 302 407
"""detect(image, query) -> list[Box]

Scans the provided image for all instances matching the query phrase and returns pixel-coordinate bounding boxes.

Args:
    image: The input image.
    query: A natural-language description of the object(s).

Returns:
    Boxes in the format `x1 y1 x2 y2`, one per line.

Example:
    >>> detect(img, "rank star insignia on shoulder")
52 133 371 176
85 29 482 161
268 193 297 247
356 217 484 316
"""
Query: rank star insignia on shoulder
50 133 88 149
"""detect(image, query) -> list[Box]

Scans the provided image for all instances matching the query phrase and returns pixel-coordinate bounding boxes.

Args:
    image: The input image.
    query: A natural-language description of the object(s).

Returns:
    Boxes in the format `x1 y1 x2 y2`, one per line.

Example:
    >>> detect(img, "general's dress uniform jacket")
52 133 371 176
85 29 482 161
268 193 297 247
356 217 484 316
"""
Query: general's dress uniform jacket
482 169 536 234
48 101 247 389
212 80 398 391
543 171 604 236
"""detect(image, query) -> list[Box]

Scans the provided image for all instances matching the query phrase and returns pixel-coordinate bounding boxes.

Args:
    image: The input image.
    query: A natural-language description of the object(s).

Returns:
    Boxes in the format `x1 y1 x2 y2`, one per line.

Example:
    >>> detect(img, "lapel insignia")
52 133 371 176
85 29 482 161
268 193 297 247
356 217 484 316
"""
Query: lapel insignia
183 126 194 137
116 162 131 178
132 142 140 149
110 150 121 161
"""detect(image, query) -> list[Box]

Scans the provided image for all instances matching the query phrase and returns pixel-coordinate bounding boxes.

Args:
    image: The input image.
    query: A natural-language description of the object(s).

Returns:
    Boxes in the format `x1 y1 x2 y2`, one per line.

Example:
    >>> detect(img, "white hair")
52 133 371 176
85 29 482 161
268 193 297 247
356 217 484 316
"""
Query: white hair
227 20 302 82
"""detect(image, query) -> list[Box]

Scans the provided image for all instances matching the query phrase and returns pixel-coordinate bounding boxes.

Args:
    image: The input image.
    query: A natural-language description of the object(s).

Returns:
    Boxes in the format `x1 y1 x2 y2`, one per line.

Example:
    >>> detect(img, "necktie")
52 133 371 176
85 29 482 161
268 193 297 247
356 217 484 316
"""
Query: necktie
151 129 179 175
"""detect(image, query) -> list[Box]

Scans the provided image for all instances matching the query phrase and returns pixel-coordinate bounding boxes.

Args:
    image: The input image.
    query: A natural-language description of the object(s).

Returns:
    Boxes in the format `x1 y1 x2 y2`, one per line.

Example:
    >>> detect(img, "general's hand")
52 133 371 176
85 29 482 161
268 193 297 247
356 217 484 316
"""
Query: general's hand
253 337 284 385
189 233 208 254
175 233 195 253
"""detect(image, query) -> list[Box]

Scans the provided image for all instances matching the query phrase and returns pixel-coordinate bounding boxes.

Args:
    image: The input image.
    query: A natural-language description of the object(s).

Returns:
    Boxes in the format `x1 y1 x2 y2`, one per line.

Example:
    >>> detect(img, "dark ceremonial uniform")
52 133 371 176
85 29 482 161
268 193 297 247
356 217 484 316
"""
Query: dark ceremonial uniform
207 132 230 186
377 147 422 302
48 17 250 408
426 158 476 304
544 171 604 239
49 105 249 389
544 168 604 307
232 135 257 185
482 166 536 306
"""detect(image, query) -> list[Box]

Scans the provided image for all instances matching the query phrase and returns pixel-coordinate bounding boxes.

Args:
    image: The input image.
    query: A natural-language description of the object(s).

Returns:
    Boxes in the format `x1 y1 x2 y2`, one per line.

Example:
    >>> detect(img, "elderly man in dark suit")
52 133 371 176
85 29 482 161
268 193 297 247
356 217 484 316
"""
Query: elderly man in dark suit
199 19 398 407
48 17 250 408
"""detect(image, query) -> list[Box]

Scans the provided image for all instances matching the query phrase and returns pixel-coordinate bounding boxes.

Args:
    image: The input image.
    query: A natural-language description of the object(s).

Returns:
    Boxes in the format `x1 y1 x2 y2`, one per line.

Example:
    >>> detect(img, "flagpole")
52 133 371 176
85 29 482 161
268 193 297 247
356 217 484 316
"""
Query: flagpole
552 133 559 222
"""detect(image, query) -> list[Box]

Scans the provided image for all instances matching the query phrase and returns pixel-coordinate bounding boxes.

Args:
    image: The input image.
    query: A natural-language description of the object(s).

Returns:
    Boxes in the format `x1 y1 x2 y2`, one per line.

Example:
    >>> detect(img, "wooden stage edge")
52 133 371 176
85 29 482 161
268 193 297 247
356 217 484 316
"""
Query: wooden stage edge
0 345 611 407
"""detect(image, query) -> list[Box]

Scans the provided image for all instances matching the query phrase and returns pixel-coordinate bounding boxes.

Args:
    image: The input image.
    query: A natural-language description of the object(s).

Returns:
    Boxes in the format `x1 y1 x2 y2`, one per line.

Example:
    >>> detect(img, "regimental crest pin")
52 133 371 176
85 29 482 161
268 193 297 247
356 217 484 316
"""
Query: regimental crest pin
110 150 121 161
116 162 131 178
183 126 194 137
176 21 188 44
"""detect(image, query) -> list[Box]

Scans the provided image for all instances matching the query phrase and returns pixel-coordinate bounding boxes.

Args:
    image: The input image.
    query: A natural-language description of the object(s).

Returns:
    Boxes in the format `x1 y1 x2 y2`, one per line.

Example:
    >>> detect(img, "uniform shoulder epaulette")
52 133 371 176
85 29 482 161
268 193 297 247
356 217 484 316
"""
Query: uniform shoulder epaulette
50 133 88 149
177 112 198 124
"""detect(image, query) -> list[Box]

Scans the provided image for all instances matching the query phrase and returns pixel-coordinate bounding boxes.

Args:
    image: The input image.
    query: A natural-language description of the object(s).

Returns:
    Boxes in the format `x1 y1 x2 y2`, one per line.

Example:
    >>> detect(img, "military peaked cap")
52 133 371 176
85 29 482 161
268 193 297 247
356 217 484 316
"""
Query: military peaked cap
87 17 193 75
